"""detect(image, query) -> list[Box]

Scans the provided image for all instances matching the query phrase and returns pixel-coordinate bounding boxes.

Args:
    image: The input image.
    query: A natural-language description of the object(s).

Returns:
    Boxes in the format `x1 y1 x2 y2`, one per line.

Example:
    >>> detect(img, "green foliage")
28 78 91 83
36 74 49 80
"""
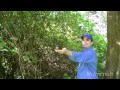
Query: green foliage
64 73 76 79
0 11 107 79
0 37 6 50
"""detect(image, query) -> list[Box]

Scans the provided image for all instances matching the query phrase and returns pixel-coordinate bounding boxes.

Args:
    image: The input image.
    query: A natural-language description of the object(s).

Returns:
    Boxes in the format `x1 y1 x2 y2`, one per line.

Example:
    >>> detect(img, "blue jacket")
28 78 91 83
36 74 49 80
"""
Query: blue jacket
69 46 98 79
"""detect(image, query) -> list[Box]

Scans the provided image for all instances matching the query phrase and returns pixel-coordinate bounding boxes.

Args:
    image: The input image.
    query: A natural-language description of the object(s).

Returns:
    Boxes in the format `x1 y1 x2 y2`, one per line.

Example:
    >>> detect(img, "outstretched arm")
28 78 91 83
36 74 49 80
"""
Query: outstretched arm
55 47 97 63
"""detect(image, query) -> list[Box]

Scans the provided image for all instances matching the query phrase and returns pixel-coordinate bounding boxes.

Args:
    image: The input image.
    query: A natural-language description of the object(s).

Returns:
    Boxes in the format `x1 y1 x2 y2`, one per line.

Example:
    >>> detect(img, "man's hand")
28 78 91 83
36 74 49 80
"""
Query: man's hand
55 48 66 54
55 46 72 57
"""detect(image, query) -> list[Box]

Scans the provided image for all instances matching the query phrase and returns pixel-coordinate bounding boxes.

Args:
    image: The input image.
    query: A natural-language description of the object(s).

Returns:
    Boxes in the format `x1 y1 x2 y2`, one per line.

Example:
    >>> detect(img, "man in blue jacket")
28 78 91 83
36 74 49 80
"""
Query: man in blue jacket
55 34 98 79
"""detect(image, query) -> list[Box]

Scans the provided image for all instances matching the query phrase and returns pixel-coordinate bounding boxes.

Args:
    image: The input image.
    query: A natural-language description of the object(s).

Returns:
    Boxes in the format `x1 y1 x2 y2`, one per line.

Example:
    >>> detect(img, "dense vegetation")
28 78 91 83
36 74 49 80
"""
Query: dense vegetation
0 11 107 79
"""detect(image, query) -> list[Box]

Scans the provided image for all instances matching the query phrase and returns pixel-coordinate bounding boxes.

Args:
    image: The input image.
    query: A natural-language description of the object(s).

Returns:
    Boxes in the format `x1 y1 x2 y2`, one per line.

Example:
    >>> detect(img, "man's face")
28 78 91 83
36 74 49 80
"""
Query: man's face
82 37 93 49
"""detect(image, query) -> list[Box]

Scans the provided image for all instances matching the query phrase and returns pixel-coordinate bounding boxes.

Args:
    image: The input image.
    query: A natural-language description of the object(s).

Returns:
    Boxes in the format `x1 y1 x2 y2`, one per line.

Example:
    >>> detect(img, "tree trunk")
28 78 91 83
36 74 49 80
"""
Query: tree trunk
104 11 120 79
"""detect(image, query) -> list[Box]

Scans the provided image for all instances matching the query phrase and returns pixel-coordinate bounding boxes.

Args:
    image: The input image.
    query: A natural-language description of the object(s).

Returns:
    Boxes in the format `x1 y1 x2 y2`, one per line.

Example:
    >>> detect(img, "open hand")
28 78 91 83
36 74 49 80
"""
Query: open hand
55 48 66 54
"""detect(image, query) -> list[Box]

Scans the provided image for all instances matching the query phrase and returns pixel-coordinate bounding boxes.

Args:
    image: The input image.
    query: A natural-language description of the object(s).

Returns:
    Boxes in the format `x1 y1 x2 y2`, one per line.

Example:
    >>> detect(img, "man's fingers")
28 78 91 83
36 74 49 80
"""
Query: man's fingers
55 49 64 54
55 49 58 52
55 49 61 52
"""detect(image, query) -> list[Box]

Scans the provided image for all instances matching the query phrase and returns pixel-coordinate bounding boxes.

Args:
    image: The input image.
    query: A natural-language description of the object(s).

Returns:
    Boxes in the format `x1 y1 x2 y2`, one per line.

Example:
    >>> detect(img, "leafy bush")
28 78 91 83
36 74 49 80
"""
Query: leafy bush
0 11 107 79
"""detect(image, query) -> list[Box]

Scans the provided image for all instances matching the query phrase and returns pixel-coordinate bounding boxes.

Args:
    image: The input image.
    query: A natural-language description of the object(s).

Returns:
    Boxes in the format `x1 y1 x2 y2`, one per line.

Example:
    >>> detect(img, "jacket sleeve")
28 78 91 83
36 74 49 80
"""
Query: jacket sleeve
68 51 97 63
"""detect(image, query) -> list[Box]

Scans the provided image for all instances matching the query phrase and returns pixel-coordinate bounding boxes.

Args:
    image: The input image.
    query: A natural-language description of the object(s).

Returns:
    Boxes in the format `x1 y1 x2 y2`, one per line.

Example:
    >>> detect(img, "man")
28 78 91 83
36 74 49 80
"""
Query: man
55 34 98 79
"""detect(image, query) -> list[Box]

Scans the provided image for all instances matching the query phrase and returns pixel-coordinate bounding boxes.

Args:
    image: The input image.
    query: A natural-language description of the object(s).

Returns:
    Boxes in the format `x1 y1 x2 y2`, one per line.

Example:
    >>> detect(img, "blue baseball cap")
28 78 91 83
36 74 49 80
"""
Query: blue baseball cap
81 34 93 41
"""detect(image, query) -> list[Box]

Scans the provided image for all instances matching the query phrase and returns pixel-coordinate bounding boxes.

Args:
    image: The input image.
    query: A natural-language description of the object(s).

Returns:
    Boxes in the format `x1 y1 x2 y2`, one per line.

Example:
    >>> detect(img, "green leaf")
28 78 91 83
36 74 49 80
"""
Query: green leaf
11 47 19 55
1 49 8 52
23 55 30 61
10 36 18 41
